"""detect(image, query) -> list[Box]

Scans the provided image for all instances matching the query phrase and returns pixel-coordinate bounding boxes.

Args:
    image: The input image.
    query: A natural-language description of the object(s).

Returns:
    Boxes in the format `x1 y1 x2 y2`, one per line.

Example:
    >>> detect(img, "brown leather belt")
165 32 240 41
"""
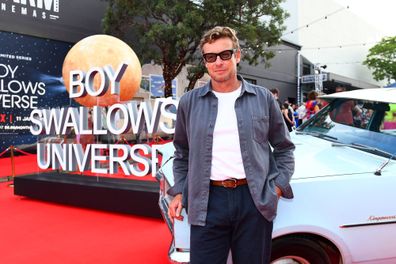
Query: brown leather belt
210 178 248 188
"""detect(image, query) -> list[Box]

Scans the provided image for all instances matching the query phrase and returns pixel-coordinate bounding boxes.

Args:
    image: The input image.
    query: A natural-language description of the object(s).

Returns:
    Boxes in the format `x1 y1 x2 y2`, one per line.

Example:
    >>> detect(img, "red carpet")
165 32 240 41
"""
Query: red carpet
0 182 171 264
0 154 40 178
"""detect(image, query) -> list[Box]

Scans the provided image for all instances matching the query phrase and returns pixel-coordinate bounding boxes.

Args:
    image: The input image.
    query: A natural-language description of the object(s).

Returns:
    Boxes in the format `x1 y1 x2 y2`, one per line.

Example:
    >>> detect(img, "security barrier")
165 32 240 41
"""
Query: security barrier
0 146 36 183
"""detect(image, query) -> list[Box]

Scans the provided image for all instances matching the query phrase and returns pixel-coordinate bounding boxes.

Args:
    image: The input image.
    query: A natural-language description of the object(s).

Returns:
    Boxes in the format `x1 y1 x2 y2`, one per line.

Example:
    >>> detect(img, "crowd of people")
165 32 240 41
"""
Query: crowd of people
270 88 329 131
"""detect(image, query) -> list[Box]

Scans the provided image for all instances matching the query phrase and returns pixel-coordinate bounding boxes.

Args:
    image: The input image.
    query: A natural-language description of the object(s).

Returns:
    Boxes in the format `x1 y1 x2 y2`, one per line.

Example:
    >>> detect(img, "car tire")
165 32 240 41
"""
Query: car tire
271 236 332 264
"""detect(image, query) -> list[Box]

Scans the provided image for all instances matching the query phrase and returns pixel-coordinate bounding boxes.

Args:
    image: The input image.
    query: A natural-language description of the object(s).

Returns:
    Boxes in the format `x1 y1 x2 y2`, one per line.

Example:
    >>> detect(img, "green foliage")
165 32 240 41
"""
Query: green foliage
363 36 396 84
186 63 207 91
103 0 288 97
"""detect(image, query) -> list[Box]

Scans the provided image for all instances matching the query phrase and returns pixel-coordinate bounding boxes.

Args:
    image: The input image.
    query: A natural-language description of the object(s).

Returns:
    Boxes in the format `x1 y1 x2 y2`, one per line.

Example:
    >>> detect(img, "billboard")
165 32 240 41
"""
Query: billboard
0 30 73 152
0 0 108 43
149 74 177 98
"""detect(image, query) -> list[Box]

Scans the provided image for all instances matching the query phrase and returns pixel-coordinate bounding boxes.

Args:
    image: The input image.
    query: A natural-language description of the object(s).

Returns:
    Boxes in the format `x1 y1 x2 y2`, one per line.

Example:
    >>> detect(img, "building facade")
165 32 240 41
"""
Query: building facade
282 0 386 93
2 0 384 105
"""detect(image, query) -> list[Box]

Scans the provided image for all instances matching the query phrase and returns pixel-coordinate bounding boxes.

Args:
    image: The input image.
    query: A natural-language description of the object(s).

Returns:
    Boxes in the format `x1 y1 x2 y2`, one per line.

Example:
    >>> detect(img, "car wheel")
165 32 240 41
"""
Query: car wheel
271 236 332 264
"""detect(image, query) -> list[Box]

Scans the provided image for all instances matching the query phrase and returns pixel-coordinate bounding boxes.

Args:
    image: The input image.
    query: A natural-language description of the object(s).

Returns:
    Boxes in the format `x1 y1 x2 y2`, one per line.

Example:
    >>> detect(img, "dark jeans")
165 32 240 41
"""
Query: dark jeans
190 184 273 264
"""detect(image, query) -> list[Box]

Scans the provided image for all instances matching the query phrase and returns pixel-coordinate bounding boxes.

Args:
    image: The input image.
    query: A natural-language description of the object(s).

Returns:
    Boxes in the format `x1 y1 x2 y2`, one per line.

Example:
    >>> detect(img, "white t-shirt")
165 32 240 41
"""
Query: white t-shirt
211 86 246 181
297 104 306 120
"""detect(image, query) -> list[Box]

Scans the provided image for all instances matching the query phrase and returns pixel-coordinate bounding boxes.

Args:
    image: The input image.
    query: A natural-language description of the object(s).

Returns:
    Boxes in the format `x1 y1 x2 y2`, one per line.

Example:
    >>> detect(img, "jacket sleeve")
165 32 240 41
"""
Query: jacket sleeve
167 95 189 197
268 95 295 199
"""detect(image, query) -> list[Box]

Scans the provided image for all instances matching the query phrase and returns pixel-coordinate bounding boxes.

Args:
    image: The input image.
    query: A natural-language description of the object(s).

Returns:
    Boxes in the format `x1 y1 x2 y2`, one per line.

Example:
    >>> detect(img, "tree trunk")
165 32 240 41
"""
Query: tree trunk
186 71 205 92
163 63 174 98
164 78 173 98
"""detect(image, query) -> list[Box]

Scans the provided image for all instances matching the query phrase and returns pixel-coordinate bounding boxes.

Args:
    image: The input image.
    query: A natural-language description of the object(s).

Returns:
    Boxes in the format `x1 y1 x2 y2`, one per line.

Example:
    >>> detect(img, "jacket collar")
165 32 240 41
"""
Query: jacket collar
198 75 257 97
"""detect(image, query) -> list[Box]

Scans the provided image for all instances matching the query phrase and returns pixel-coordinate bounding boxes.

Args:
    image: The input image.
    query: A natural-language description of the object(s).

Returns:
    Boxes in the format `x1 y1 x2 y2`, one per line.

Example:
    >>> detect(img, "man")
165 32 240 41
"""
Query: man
270 88 282 110
332 86 361 125
335 86 346 93
167 26 295 264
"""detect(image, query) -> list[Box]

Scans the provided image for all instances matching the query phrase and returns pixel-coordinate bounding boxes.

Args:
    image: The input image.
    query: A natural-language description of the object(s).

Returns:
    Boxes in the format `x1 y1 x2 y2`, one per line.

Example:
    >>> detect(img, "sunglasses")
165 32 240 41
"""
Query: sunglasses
202 49 237 63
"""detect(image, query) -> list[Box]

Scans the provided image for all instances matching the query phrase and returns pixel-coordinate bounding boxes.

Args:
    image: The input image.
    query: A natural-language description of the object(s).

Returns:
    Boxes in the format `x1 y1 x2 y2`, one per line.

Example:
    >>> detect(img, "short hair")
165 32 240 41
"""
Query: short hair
270 88 280 95
199 26 240 53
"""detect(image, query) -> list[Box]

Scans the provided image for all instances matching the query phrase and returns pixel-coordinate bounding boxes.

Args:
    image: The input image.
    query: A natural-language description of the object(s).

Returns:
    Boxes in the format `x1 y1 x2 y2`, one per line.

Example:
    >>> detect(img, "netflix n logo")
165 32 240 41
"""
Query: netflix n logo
0 113 13 123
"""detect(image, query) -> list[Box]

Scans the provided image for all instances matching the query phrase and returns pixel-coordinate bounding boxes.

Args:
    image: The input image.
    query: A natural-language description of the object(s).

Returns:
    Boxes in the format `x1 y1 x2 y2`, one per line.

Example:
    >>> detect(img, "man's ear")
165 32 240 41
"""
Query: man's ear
235 49 241 64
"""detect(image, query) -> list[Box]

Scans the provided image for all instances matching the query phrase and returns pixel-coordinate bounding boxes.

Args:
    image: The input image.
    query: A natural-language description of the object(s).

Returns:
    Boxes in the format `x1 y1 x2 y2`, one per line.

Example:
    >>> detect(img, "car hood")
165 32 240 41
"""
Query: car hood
158 136 395 182
291 132 395 180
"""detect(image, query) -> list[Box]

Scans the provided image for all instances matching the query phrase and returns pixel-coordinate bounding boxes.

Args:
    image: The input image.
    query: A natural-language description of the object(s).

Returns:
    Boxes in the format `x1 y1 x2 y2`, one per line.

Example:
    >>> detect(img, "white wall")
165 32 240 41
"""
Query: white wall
282 0 388 86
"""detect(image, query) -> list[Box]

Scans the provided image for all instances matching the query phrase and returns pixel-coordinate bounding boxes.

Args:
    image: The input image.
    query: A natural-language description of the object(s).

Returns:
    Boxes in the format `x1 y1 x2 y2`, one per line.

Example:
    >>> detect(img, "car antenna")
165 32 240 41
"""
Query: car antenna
374 153 395 176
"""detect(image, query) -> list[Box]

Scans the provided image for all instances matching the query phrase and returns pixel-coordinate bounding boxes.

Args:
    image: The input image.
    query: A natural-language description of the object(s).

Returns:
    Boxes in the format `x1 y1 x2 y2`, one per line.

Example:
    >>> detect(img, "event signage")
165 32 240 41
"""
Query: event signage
31 35 178 177
0 0 60 21
30 84 178 176
0 63 45 109
0 31 72 152
301 73 328 84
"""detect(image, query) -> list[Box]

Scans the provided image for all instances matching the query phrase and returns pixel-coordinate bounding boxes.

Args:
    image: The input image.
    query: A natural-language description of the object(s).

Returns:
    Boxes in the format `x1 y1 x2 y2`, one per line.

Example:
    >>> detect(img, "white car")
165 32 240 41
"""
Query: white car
156 87 396 264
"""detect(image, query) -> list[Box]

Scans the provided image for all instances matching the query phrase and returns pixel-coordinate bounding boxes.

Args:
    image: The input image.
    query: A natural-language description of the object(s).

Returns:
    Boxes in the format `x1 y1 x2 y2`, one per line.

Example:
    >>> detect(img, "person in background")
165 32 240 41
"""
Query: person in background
291 104 299 127
318 92 328 109
282 102 294 132
167 26 295 264
281 99 296 126
297 102 306 126
335 86 346 93
330 86 361 125
270 88 282 110
303 90 320 122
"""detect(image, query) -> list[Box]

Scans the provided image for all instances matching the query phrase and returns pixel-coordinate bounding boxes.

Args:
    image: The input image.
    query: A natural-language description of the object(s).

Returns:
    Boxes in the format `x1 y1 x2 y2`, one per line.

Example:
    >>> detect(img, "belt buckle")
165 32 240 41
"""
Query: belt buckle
222 178 237 188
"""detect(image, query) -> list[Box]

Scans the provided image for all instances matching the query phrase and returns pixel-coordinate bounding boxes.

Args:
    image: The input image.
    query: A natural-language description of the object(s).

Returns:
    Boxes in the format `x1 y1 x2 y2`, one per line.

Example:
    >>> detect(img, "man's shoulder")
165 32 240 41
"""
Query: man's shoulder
178 85 208 109
243 81 272 97
180 86 205 101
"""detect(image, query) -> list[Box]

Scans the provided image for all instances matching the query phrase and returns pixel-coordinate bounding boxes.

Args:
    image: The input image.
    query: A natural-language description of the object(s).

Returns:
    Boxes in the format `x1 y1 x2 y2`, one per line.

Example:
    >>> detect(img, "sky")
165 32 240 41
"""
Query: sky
333 0 396 37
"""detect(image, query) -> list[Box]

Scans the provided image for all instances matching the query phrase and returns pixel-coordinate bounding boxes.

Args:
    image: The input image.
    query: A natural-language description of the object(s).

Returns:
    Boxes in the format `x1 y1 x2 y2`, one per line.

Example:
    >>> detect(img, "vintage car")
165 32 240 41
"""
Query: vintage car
156 87 396 264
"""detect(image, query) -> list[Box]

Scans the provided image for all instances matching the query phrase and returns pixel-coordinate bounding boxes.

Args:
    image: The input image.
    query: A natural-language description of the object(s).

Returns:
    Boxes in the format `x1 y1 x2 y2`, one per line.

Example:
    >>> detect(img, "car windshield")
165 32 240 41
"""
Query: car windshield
297 98 396 159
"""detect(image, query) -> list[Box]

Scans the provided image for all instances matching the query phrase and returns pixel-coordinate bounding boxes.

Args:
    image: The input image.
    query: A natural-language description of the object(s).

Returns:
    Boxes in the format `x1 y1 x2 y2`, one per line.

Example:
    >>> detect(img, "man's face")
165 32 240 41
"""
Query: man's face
202 37 240 84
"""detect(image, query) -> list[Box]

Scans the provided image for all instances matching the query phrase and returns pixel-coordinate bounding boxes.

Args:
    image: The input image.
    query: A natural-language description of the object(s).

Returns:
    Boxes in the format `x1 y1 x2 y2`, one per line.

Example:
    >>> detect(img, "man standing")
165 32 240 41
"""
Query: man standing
270 88 282 110
167 26 295 264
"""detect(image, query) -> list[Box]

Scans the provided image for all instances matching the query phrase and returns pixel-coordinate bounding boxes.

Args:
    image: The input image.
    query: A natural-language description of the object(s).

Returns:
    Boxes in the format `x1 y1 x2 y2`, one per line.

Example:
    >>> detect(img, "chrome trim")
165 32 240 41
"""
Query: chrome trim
340 220 396 228
168 242 190 264
159 196 173 232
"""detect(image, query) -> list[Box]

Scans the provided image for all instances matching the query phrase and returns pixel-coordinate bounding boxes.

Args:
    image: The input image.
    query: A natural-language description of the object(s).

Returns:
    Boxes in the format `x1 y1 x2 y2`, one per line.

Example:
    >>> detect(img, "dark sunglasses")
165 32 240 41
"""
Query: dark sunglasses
202 49 237 63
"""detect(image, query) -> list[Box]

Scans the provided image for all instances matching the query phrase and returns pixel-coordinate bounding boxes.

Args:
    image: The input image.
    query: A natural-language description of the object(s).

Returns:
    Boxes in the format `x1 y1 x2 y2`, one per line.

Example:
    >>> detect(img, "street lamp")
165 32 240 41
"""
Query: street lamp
314 64 327 93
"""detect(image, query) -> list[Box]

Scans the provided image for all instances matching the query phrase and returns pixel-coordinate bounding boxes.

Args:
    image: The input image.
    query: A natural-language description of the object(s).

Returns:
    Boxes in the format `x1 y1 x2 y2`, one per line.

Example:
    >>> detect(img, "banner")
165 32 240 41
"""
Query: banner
149 74 177 98
0 0 60 21
0 30 73 152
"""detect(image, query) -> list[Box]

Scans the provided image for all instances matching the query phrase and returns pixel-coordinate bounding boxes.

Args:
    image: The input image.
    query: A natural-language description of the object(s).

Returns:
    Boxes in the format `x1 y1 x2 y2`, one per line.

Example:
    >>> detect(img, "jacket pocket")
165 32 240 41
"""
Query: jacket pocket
252 115 269 143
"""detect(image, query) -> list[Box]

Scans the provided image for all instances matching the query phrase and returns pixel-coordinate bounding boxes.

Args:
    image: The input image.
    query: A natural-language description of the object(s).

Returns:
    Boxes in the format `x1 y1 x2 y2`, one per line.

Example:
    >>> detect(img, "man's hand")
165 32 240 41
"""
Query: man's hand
168 194 184 223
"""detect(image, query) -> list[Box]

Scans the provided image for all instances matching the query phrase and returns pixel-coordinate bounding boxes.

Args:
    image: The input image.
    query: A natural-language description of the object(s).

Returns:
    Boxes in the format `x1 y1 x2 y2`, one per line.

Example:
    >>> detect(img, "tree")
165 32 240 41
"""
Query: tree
186 63 206 92
103 0 288 97
363 36 396 84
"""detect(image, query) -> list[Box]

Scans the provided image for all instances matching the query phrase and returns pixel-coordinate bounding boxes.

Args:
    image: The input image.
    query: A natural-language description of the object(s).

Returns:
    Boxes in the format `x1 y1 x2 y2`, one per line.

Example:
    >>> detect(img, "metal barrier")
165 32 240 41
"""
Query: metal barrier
0 146 13 182
0 146 35 183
